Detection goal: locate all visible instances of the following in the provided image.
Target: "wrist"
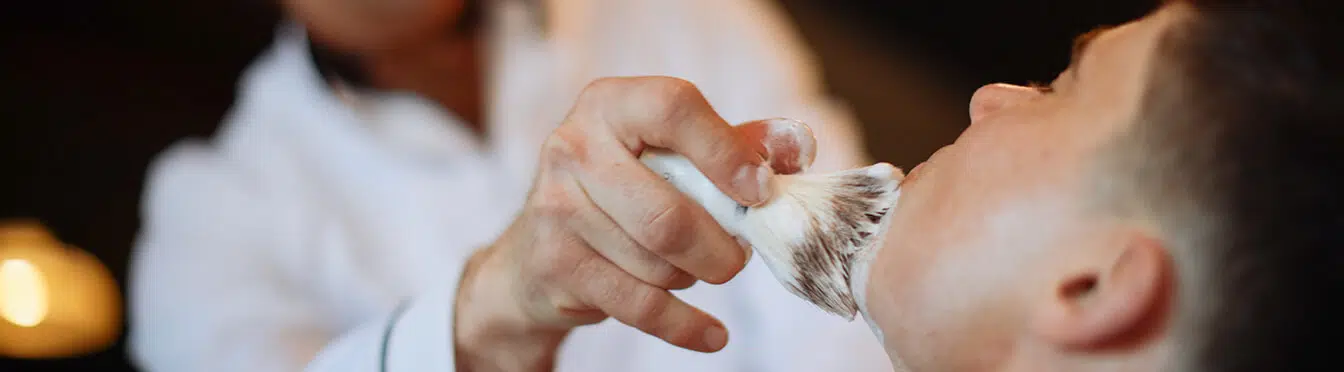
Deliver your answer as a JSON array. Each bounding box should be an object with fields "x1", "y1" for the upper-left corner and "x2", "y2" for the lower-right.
[{"x1": 454, "y1": 246, "x2": 567, "y2": 372}]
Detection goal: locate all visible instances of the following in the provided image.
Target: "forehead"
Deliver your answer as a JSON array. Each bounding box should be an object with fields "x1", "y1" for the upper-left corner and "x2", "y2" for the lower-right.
[{"x1": 1059, "y1": 6, "x2": 1188, "y2": 147}]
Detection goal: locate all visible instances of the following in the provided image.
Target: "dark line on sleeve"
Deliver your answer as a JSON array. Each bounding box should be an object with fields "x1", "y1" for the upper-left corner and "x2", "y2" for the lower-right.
[{"x1": 381, "y1": 299, "x2": 413, "y2": 372}]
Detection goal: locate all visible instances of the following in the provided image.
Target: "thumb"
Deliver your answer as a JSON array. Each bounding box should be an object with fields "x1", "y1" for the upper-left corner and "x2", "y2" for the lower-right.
[{"x1": 734, "y1": 118, "x2": 818, "y2": 175}]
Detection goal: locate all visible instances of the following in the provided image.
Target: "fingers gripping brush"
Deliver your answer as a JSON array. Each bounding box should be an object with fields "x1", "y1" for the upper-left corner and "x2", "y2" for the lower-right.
[{"x1": 638, "y1": 123, "x2": 903, "y2": 320}]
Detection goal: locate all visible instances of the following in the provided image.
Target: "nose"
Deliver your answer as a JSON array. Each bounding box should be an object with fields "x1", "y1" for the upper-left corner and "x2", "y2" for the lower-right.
[{"x1": 968, "y1": 83, "x2": 1042, "y2": 124}]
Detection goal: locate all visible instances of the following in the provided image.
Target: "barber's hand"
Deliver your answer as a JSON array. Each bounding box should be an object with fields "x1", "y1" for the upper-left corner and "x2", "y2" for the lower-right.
[{"x1": 453, "y1": 77, "x2": 807, "y2": 372}]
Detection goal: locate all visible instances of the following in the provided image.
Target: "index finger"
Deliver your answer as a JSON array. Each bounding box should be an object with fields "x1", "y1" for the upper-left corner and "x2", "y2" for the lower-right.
[
  {"x1": 579, "y1": 76, "x2": 774, "y2": 206},
  {"x1": 572, "y1": 142, "x2": 747, "y2": 284}
]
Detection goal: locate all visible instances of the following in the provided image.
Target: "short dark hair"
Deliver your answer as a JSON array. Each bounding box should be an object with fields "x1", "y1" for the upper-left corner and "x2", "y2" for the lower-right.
[{"x1": 1118, "y1": 1, "x2": 1343, "y2": 370}]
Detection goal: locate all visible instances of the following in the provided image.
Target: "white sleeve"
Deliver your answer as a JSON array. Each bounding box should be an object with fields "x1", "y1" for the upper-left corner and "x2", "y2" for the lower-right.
[
  {"x1": 304, "y1": 275, "x2": 463, "y2": 372},
  {"x1": 128, "y1": 143, "x2": 464, "y2": 372}
]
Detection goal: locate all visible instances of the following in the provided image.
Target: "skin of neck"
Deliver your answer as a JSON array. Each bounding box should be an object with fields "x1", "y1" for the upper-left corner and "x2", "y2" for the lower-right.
[
  {"x1": 355, "y1": 21, "x2": 487, "y2": 134},
  {"x1": 999, "y1": 333, "x2": 1181, "y2": 372}
]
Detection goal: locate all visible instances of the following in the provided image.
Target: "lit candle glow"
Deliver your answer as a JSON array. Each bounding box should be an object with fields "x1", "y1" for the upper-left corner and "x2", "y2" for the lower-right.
[
  {"x1": 0, "y1": 220, "x2": 121, "y2": 359},
  {"x1": 0, "y1": 259, "x2": 50, "y2": 327}
]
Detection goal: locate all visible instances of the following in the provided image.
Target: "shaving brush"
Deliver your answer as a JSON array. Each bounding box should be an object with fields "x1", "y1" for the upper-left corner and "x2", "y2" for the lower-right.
[{"x1": 639, "y1": 120, "x2": 903, "y2": 320}]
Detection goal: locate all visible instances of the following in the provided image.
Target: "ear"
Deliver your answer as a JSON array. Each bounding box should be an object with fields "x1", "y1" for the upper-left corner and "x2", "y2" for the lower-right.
[{"x1": 1033, "y1": 233, "x2": 1173, "y2": 350}]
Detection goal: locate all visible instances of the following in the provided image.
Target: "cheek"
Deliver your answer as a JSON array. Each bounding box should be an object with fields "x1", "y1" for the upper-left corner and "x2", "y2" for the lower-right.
[
  {"x1": 869, "y1": 215, "x2": 1028, "y2": 370},
  {"x1": 864, "y1": 187, "x2": 969, "y2": 341},
  {"x1": 865, "y1": 233, "x2": 970, "y2": 370},
  {"x1": 957, "y1": 132, "x2": 1032, "y2": 176},
  {"x1": 866, "y1": 159, "x2": 1042, "y2": 362}
]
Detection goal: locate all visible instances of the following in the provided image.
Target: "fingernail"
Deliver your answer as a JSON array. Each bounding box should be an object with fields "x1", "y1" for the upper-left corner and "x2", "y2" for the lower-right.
[
  {"x1": 703, "y1": 325, "x2": 728, "y2": 351},
  {"x1": 733, "y1": 161, "x2": 774, "y2": 206}
]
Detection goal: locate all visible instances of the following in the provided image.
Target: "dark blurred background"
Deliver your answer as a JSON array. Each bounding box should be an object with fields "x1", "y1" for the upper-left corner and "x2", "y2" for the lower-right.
[{"x1": 0, "y1": 1, "x2": 1152, "y2": 370}]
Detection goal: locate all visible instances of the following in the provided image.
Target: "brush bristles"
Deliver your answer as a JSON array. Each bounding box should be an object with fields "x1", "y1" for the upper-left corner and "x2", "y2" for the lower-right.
[
  {"x1": 738, "y1": 163, "x2": 903, "y2": 319},
  {"x1": 636, "y1": 149, "x2": 902, "y2": 319}
]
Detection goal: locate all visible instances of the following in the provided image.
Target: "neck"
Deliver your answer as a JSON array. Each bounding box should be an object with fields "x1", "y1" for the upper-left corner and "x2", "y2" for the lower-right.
[
  {"x1": 361, "y1": 32, "x2": 486, "y2": 135},
  {"x1": 1002, "y1": 334, "x2": 1180, "y2": 372}
]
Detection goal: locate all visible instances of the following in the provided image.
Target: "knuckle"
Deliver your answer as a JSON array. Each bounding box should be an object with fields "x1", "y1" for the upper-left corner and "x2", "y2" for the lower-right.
[
  {"x1": 529, "y1": 229, "x2": 568, "y2": 272},
  {"x1": 540, "y1": 127, "x2": 588, "y2": 168},
  {"x1": 530, "y1": 183, "x2": 576, "y2": 220},
  {"x1": 532, "y1": 253, "x2": 568, "y2": 285},
  {"x1": 540, "y1": 134, "x2": 572, "y2": 165},
  {"x1": 643, "y1": 76, "x2": 697, "y2": 100},
  {"x1": 636, "y1": 77, "x2": 699, "y2": 123},
  {"x1": 533, "y1": 234, "x2": 585, "y2": 283},
  {"x1": 577, "y1": 77, "x2": 630, "y2": 109},
  {"x1": 638, "y1": 201, "x2": 693, "y2": 255},
  {"x1": 628, "y1": 288, "x2": 671, "y2": 328},
  {"x1": 578, "y1": 77, "x2": 706, "y2": 147},
  {"x1": 649, "y1": 265, "x2": 690, "y2": 289},
  {"x1": 583, "y1": 77, "x2": 625, "y2": 96}
]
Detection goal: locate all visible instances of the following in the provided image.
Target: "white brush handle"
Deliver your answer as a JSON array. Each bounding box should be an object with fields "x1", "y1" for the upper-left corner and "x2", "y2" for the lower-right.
[{"x1": 638, "y1": 150, "x2": 750, "y2": 237}]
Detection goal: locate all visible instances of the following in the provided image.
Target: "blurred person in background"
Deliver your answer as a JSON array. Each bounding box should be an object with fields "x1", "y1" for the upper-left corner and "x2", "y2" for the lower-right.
[{"x1": 127, "y1": 0, "x2": 889, "y2": 371}]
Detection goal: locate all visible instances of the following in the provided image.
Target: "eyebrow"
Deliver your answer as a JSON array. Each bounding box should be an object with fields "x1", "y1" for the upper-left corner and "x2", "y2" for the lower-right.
[{"x1": 1069, "y1": 26, "x2": 1114, "y2": 79}]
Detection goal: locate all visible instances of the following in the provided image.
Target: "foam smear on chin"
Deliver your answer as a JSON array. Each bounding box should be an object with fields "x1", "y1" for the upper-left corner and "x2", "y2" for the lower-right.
[
  {"x1": 848, "y1": 193, "x2": 899, "y2": 342},
  {"x1": 640, "y1": 150, "x2": 903, "y2": 320}
]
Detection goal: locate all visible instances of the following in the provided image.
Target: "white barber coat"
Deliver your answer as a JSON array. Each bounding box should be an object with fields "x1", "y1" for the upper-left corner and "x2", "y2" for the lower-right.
[{"x1": 128, "y1": 0, "x2": 892, "y2": 371}]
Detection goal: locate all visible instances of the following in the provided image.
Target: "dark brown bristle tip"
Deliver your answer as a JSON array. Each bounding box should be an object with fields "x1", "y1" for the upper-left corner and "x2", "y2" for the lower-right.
[
  {"x1": 780, "y1": 166, "x2": 901, "y2": 319},
  {"x1": 865, "y1": 213, "x2": 883, "y2": 224}
]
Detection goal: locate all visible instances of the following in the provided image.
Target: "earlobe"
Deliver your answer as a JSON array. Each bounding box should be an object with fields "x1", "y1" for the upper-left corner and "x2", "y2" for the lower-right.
[{"x1": 1034, "y1": 234, "x2": 1172, "y2": 350}]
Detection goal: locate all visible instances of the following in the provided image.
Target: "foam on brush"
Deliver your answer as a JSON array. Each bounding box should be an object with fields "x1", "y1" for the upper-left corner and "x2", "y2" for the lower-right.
[{"x1": 640, "y1": 145, "x2": 902, "y2": 320}]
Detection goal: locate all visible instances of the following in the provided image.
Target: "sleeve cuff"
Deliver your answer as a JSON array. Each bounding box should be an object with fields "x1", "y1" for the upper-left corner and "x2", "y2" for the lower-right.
[{"x1": 380, "y1": 257, "x2": 472, "y2": 372}]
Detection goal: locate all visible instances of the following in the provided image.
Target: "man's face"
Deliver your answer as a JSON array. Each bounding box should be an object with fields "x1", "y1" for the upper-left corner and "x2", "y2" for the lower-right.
[{"x1": 864, "y1": 6, "x2": 1185, "y2": 370}]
